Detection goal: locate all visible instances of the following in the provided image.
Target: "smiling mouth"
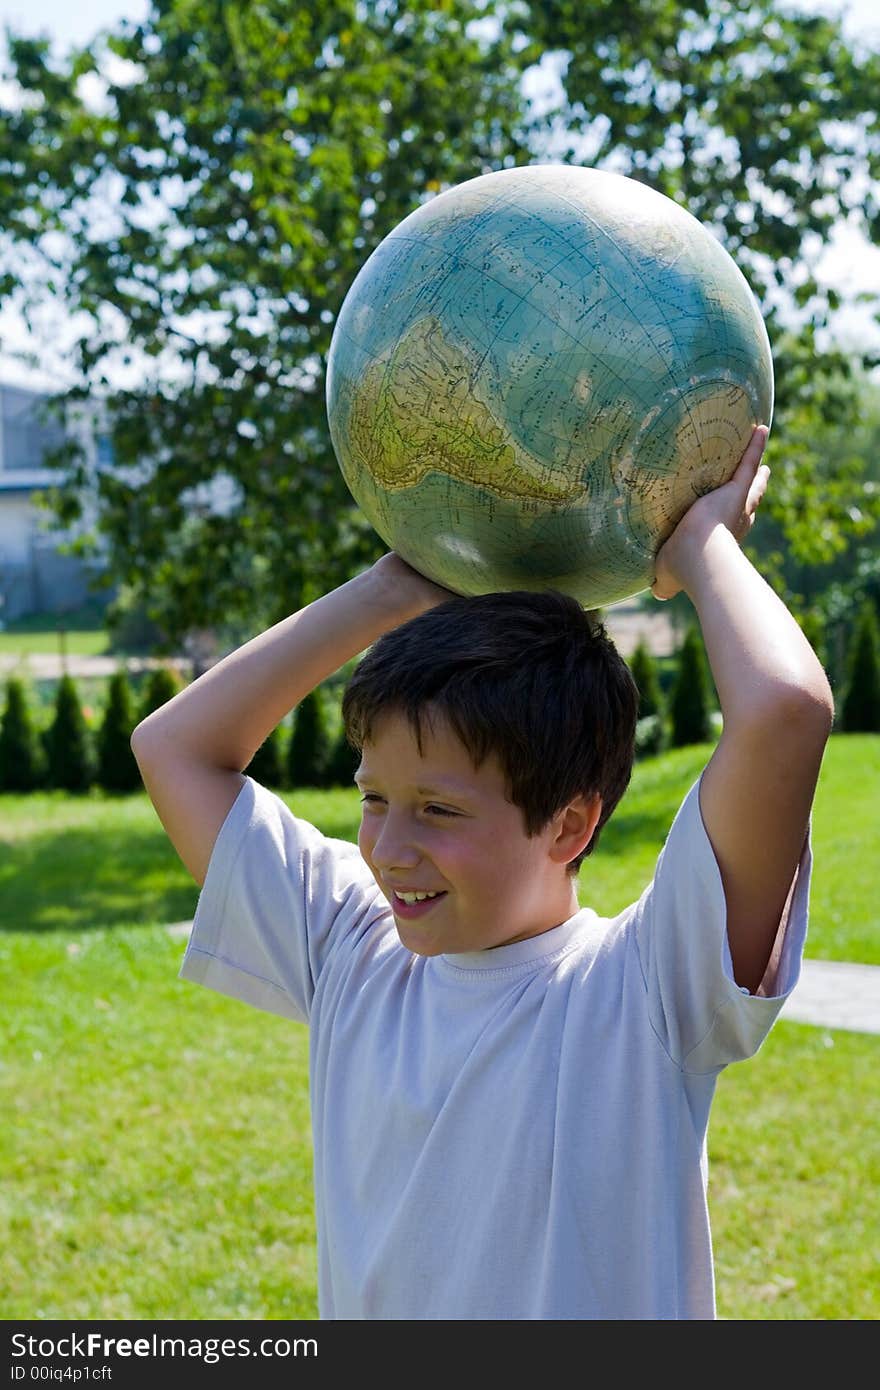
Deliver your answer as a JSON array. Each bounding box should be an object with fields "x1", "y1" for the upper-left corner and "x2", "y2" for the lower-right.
[{"x1": 390, "y1": 890, "x2": 448, "y2": 919}]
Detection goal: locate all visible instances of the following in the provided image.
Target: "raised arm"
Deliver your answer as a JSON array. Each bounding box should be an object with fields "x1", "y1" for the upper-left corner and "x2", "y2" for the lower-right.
[
  {"x1": 131, "y1": 555, "x2": 452, "y2": 887},
  {"x1": 652, "y1": 426, "x2": 834, "y2": 994}
]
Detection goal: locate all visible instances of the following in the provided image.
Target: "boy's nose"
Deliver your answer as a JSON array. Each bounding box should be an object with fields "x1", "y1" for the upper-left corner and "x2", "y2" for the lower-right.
[{"x1": 370, "y1": 816, "x2": 421, "y2": 871}]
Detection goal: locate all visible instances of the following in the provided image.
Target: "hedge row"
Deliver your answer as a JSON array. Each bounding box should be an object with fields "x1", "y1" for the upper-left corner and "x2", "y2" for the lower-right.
[
  {"x1": 3, "y1": 605, "x2": 877, "y2": 795},
  {"x1": 0, "y1": 666, "x2": 178, "y2": 793},
  {"x1": 0, "y1": 670, "x2": 358, "y2": 795},
  {"x1": 628, "y1": 598, "x2": 880, "y2": 757}
]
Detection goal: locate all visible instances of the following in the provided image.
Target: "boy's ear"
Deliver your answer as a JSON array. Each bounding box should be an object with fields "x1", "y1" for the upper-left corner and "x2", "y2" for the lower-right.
[{"x1": 548, "y1": 794, "x2": 603, "y2": 865}]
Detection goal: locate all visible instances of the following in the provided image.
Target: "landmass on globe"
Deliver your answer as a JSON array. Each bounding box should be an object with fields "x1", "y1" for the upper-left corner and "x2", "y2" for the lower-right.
[{"x1": 347, "y1": 316, "x2": 581, "y2": 504}]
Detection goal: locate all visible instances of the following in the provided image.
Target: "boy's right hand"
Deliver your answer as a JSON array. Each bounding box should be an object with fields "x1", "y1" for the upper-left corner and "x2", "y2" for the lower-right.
[{"x1": 370, "y1": 551, "x2": 458, "y2": 617}]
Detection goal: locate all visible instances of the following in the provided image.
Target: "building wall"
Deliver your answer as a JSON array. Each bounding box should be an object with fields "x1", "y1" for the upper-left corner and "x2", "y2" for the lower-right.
[
  {"x1": 0, "y1": 382, "x2": 109, "y2": 622},
  {"x1": 0, "y1": 492, "x2": 34, "y2": 566}
]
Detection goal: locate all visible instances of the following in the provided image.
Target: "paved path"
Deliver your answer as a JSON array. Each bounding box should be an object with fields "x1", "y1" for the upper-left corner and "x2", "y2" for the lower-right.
[
  {"x1": 0, "y1": 652, "x2": 187, "y2": 679},
  {"x1": 781, "y1": 960, "x2": 880, "y2": 1035},
  {"x1": 0, "y1": 601, "x2": 677, "y2": 679}
]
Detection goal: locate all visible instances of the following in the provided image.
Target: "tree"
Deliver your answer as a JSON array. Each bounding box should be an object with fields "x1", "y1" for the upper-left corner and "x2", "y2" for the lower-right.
[
  {"x1": 628, "y1": 639, "x2": 664, "y2": 721},
  {"x1": 288, "y1": 689, "x2": 332, "y2": 789},
  {"x1": 138, "y1": 665, "x2": 185, "y2": 721},
  {"x1": 326, "y1": 725, "x2": 361, "y2": 788},
  {"x1": 669, "y1": 626, "x2": 713, "y2": 748},
  {"x1": 791, "y1": 608, "x2": 830, "y2": 689},
  {"x1": 96, "y1": 669, "x2": 142, "y2": 791},
  {"x1": 0, "y1": 0, "x2": 528, "y2": 647},
  {"x1": 628, "y1": 637, "x2": 667, "y2": 757},
  {"x1": 2, "y1": 1, "x2": 879, "y2": 641},
  {"x1": 839, "y1": 600, "x2": 880, "y2": 732},
  {"x1": 740, "y1": 369, "x2": 880, "y2": 628},
  {"x1": 44, "y1": 674, "x2": 94, "y2": 791},
  {"x1": 246, "y1": 725, "x2": 287, "y2": 789},
  {"x1": 0, "y1": 678, "x2": 45, "y2": 791},
  {"x1": 518, "y1": 2, "x2": 880, "y2": 584}
]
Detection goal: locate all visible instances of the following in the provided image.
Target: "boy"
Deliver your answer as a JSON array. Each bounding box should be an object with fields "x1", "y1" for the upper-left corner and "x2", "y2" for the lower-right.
[{"x1": 132, "y1": 425, "x2": 833, "y2": 1319}]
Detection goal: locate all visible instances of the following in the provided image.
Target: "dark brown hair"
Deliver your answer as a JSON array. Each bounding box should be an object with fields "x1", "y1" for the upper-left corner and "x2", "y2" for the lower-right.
[{"x1": 341, "y1": 589, "x2": 638, "y2": 874}]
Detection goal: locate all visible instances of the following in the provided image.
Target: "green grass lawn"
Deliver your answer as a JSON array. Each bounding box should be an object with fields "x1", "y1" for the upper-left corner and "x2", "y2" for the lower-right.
[
  {"x1": 585, "y1": 735, "x2": 880, "y2": 964},
  {"x1": 0, "y1": 629, "x2": 109, "y2": 658},
  {"x1": 2, "y1": 734, "x2": 876, "y2": 960},
  {"x1": 0, "y1": 604, "x2": 110, "y2": 658},
  {"x1": 1, "y1": 734, "x2": 878, "y2": 1320}
]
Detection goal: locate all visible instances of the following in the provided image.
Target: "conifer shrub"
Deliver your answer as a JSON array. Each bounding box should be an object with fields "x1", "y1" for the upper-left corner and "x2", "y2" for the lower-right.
[
  {"x1": 287, "y1": 688, "x2": 332, "y2": 788},
  {"x1": 634, "y1": 714, "x2": 667, "y2": 759},
  {"x1": 97, "y1": 670, "x2": 142, "y2": 792},
  {"x1": 44, "y1": 674, "x2": 94, "y2": 792},
  {"x1": 628, "y1": 638, "x2": 664, "y2": 720},
  {"x1": 0, "y1": 677, "x2": 45, "y2": 791},
  {"x1": 246, "y1": 725, "x2": 287, "y2": 789},
  {"x1": 839, "y1": 600, "x2": 880, "y2": 732},
  {"x1": 796, "y1": 609, "x2": 828, "y2": 674},
  {"x1": 628, "y1": 638, "x2": 667, "y2": 756},
  {"x1": 326, "y1": 725, "x2": 361, "y2": 787},
  {"x1": 669, "y1": 626, "x2": 713, "y2": 747},
  {"x1": 138, "y1": 665, "x2": 185, "y2": 721}
]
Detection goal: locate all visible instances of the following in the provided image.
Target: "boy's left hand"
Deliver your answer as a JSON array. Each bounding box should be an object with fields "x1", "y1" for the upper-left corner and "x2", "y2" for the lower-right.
[{"x1": 651, "y1": 424, "x2": 771, "y2": 600}]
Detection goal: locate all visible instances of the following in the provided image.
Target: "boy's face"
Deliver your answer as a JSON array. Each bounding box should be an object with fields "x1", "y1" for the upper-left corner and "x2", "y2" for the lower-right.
[{"x1": 355, "y1": 709, "x2": 595, "y2": 956}]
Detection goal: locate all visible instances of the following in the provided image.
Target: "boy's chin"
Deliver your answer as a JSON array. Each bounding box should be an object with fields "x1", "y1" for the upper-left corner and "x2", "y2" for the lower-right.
[{"x1": 394, "y1": 926, "x2": 447, "y2": 957}]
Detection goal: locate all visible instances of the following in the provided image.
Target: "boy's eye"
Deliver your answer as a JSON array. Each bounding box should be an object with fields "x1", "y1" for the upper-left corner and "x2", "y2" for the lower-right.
[{"x1": 359, "y1": 795, "x2": 457, "y2": 818}]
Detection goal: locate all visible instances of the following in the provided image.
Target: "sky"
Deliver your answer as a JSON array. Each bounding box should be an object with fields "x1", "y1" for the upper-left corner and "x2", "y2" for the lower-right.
[
  {"x1": 7, "y1": 0, "x2": 879, "y2": 55},
  {"x1": 0, "y1": 0, "x2": 150, "y2": 53},
  {"x1": 1, "y1": 0, "x2": 879, "y2": 390}
]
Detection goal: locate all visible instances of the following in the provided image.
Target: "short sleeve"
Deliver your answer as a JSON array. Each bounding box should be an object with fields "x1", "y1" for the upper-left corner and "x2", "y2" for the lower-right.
[
  {"x1": 178, "y1": 777, "x2": 387, "y2": 1023},
  {"x1": 630, "y1": 775, "x2": 811, "y2": 1071}
]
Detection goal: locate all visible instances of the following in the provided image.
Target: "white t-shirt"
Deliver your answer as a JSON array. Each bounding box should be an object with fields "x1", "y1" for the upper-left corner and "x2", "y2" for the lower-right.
[{"x1": 179, "y1": 774, "x2": 810, "y2": 1321}]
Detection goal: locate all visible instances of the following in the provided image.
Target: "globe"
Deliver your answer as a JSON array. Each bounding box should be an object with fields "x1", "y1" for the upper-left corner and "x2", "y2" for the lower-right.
[{"x1": 326, "y1": 163, "x2": 774, "y2": 609}]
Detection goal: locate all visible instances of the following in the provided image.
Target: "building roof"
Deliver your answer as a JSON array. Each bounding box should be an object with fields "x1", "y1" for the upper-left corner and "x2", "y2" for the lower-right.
[{"x1": 0, "y1": 471, "x2": 57, "y2": 492}]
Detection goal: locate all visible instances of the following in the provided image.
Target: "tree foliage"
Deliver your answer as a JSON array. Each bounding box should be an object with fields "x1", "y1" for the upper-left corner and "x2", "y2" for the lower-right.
[
  {"x1": 43, "y1": 674, "x2": 94, "y2": 791},
  {"x1": 669, "y1": 625, "x2": 713, "y2": 747},
  {"x1": 0, "y1": 678, "x2": 45, "y2": 791},
  {"x1": 629, "y1": 637, "x2": 667, "y2": 756},
  {"x1": 1, "y1": 0, "x2": 879, "y2": 642},
  {"x1": 628, "y1": 638, "x2": 664, "y2": 721},
  {"x1": 96, "y1": 669, "x2": 142, "y2": 791},
  {"x1": 0, "y1": 0, "x2": 528, "y2": 643},
  {"x1": 246, "y1": 724, "x2": 287, "y2": 789},
  {"x1": 138, "y1": 664, "x2": 186, "y2": 721},
  {"x1": 744, "y1": 371, "x2": 880, "y2": 627},
  {"x1": 288, "y1": 688, "x2": 332, "y2": 788},
  {"x1": 326, "y1": 724, "x2": 361, "y2": 788},
  {"x1": 839, "y1": 599, "x2": 880, "y2": 732}
]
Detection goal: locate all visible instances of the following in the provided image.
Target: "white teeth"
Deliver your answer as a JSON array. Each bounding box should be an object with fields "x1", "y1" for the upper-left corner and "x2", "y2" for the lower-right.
[{"x1": 397, "y1": 891, "x2": 441, "y2": 904}]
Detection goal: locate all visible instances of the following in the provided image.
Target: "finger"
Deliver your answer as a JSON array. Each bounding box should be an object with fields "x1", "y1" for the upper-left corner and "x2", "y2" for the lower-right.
[
  {"x1": 724, "y1": 434, "x2": 769, "y2": 521},
  {"x1": 749, "y1": 423, "x2": 770, "y2": 459},
  {"x1": 733, "y1": 424, "x2": 770, "y2": 486},
  {"x1": 745, "y1": 463, "x2": 771, "y2": 515}
]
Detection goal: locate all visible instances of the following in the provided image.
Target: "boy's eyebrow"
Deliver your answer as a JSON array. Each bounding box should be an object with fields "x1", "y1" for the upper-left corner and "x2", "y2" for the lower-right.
[{"x1": 355, "y1": 772, "x2": 474, "y2": 798}]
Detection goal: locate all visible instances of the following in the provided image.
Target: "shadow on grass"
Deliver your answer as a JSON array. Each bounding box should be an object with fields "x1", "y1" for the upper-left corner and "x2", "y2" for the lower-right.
[
  {"x1": 595, "y1": 805, "x2": 679, "y2": 857},
  {"x1": 0, "y1": 823, "x2": 199, "y2": 934},
  {"x1": 0, "y1": 792, "x2": 678, "y2": 935}
]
